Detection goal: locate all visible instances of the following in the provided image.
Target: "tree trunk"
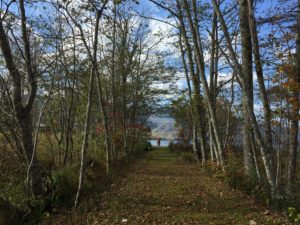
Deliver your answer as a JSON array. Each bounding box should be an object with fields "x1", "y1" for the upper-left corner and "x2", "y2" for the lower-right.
[
  {"x1": 250, "y1": 134, "x2": 261, "y2": 181},
  {"x1": 212, "y1": 0, "x2": 277, "y2": 196},
  {"x1": 0, "y1": 5, "x2": 43, "y2": 196},
  {"x1": 192, "y1": 125, "x2": 201, "y2": 162},
  {"x1": 74, "y1": 7, "x2": 104, "y2": 206},
  {"x1": 247, "y1": 0, "x2": 273, "y2": 157},
  {"x1": 181, "y1": 0, "x2": 224, "y2": 166},
  {"x1": 111, "y1": 4, "x2": 117, "y2": 159},
  {"x1": 74, "y1": 65, "x2": 94, "y2": 207},
  {"x1": 209, "y1": 122, "x2": 215, "y2": 161},
  {"x1": 178, "y1": 34, "x2": 201, "y2": 162},
  {"x1": 21, "y1": 116, "x2": 43, "y2": 196},
  {"x1": 287, "y1": 0, "x2": 300, "y2": 193},
  {"x1": 239, "y1": 0, "x2": 256, "y2": 177}
]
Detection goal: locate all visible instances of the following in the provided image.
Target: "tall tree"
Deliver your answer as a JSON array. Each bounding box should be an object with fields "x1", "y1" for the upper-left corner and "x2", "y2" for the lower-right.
[
  {"x1": 287, "y1": 0, "x2": 300, "y2": 194},
  {"x1": 212, "y1": 0, "x2": 277, "y2": 197},
  {"x1": 0, "y1": 0, "x2": 43, "y2": 196},
  {"x1": 238, "y1": 0, "x2": 256, "y2": 177}
]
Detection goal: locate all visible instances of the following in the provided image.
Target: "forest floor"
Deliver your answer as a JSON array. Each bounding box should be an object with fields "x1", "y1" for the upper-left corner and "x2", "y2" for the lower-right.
[{"x1": 42, "y1": 148, "x2": 290, "y2": 225}]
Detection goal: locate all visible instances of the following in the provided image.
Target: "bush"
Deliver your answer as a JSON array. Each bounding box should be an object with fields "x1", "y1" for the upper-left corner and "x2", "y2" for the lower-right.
[
  {"x1": 220, "y1": 152, "x2": 273, "y2": 206},
  {"x1": 180, "y1": 152, "x2": 196, "y2": 164},
  {"x1": 288, "y1": 207, "x2": 300, "y2": 223},
  {"x1": 51, "y1": 158, "x2": 107, "y2": 207},
  {"x1": 0, "y1": 198, "x2": 21, "y2": 225},
  {"x1": 224, "y1": 154, "x2": 248, "y2": 189},
  {"x1": 203, "y1": 151, "x2": 272, "y2": 206},
  {"x1": 52, "y1": 164, "x2": 79, "y2": 207},
  {"x1": 203, "y1": 161, "x2": 223, "y2": 177},
  {"x1": 169, "y1": 143, "x2": 193, "y2": 152},
  {"x1": 144, "y1": 141, "x2": 153, "y2": 151},
  {"x1": 132, "y1": 140, "x2": 152, "y2": 154}
]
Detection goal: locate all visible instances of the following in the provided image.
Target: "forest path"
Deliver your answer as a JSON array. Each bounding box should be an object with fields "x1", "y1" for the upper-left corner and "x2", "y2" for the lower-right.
[
  {"x1": 87, "y1": 148, "x2": 288, "y2": 225},
  {"x1": 43, "y1": 148, "x2": 290, "y2": 225}
]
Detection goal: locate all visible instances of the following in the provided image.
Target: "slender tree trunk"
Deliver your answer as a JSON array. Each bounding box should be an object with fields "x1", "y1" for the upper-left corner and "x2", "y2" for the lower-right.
[
  {"x1": 178, "y1": 35, "x2": 201, "y2": 162},
  {"x1": 224, "y1": 74, "x2": 235, "y2": 149},
  {"x1": 121, "y1": 29, "x2": 129, "y2": 158},
  {"x1": 209, "y1": 12, "x2": 217, "y2": 161},
  {"x1": 21, "y1": 117, "x2": 43, "y2": 196},
  {"x1": 276, "y1": 142, "x2": 281, "y2": 188},
  {"x1": 195, "y1": 94, "x2": 207, "y2": 164},
  {"x1": 111, "y1": 4, "x2": 117, "y2": 159},
  {"x1": 177, "y1": 0, "x2": 206, "y2": 159},
  {"x1": 75, "y1": 8, "x2": 103, "y2": 206},
  {"x1": 247, "y1": 0, "x2": 273, "y2": 157},
  {"x1": 192, "y1": 125, "x2": 201, "y2": 162},
  {"x1": 239, "y1": 0, "x2": 256, "y2": 177},
  {"x1": 181, "y1": 0, "x2": 224, "y2": 166},
  {"x1": 74, "y1": 65, "x2": 95, "y2": 207},
  {"x1": 250, "y1": 134, "x2": 261, "y2": 181},
  {"x1": 209, "y1": 122, "x2": 215, "y2": 161},
  {"x1": 212, "y1": 0, "x2": 277, "y2": 196},
  {"x1": 96, "y1": 74, "x2": 112, "y2": 176},
  {"x1": 287, "y1": 0, "x2": 300, "y2": 193}
]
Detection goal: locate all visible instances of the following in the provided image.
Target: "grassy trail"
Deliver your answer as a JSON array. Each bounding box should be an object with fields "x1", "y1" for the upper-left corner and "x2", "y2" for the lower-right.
[{"x1": 45, "y1": 148, "x2": 289, "y2": 225}]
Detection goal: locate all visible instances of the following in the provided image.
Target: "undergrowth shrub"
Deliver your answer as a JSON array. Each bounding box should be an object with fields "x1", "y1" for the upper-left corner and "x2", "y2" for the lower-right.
[
  {"x1": 203, "y1": 161, "x2": 223, "y2": 177},
  {"x1": 52, "y1": 164, "x2": 79, "y2": 207},
  {"x1": 144, "y1": 141, "x2": 152, "y2": 151},
  {"x1": 224, "y1": 152, "x2": 255, "y2": 190},
  {"x1": 288, "y1": 207, "x2": 300, "y2": 223},
  {"x1": 168, "y1": 142, "x2": 197, "y2": 163},
  {"x1": 0, "y1": 197, "x2": 22, "y2": 225},
  {"x1": 52, "y1": 158, "x2": 108, "y2": 207},
  {"x1": 180, "y1": 152, "x2": 196, "y2": 164},
  {"x1": 133, "y1": 140, "x2": 152, "y2": 153},
  {"x1": 203, "y1": 150, "x2": 274, "y2": 206},
  {"x1": 225, "y1": 152, "x2": 274, "y2": 205},
  {"x1": 168, "y1": 143, "x2": 192, "y2": 152}
]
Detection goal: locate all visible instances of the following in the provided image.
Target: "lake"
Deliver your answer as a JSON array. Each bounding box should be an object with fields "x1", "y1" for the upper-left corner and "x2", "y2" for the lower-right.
[
  {"x1": 148, "y1": 139, "x2": 169, "y2": 147},
  {"x1": 148, "y1": 139, "x2": 193, "y2": 147}
]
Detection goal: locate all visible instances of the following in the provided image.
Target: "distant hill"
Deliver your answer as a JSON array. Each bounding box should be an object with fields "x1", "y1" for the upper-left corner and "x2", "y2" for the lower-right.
[{"x1": 147, "y1": 116, "x2": 178, "y2": 139}]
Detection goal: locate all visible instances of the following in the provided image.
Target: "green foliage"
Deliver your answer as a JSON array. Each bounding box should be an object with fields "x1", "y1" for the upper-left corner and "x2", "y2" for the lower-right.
[
  {"x1": 224, "y1": 153, "x2": 249, "y2": 188},
  {"x1": 288, "y1": 207, "x2": 300, "y2": 223},
  {"x1": 144, "y1": 141, "x2": 153, "y2": 151},
  {"x1": 132, "y1": 139, "x2": 151, "y2": 153},
  {"x1": 52, "y1": 164, "x2": 79, "y2": 207},
  {"x1": 52, "y1": 159, "x2": 107, "y2": 207},
  {"x1": 169, "y1": 95, "x2": 192, "y2": 140}
]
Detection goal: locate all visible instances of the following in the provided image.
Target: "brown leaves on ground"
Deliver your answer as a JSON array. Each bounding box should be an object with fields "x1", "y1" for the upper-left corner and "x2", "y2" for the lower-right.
[{"x1": 42, "y1": 148, "x2": 290, "y2": 225}]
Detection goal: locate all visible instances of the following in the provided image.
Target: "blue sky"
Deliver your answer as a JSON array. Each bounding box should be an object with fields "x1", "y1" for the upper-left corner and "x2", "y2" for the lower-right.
[
  {"x1": 1, "y1": 0, "x2": 297, "y2": 115},
  {"x1": 136, "y1": 0, "x2": 297, "y2": 101}
]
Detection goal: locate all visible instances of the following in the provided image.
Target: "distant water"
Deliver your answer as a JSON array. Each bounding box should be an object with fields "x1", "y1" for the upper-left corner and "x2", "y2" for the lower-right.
[
  {"x1": 148, "y1": 139, "x2": 169, "y2": 147},
  {"x1": 148, "y1": 139, "x2": 194, "y2": 147}
]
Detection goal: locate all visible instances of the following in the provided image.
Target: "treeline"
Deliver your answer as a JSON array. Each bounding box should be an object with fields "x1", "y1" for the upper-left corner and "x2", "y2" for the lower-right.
[
  {"x1": 161, "y1": 0, "x2": 299, "y2": 205},
  {"x1": 0, "y1": 0, "x2": 172, "y2": 221}
]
